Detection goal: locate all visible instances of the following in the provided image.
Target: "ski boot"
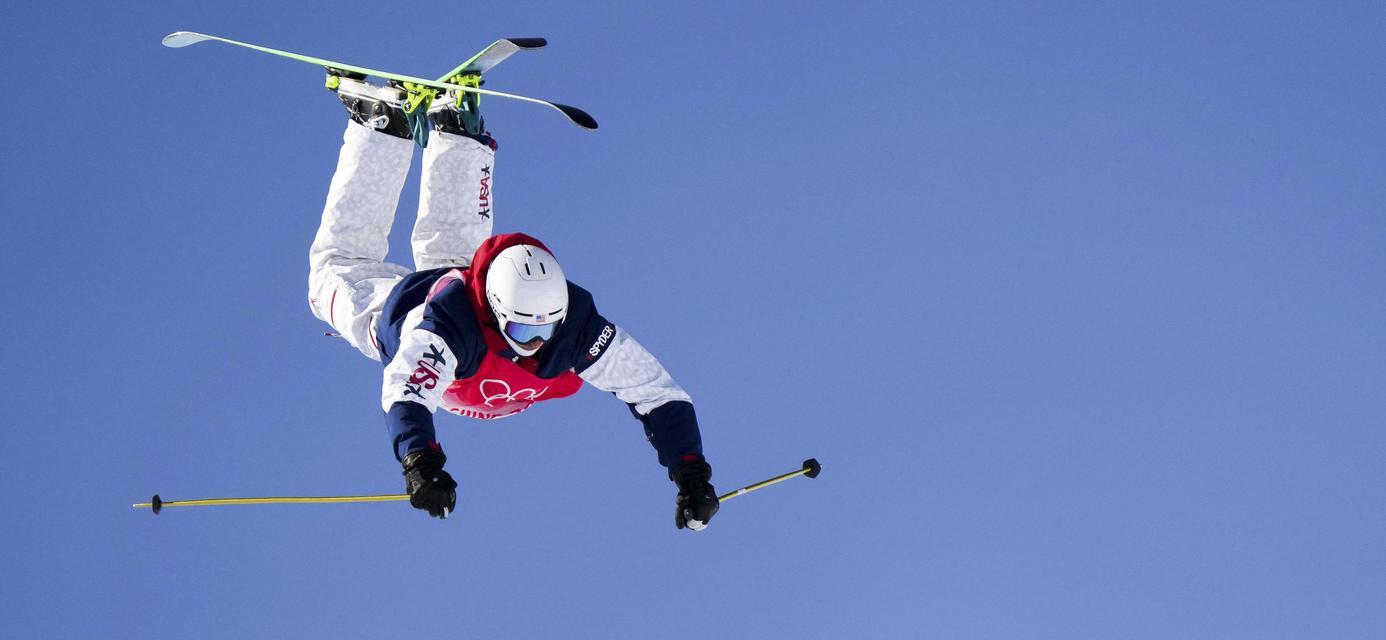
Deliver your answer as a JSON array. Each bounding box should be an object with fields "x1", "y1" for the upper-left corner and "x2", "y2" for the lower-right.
[
  {"x1": 428, "y1": 72, "x2": 494, "y2": 146},
  {"x1": 326, "y1": 69, "x2": 413, "y2": 140}
]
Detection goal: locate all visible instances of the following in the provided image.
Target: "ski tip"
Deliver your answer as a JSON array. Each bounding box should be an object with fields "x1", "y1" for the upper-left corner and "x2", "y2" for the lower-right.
[
  {"x1": 507, "y1": 37, "x2": 548, "y2": 49},
  {"x1": 162, "y1": 31, "x2": 212, "y2": 48},
  {"x1": 803, "y1": 458, "x2": 822, "y2": 479},
  {"x1": 553, "y1": 103, "x2": 599, "y2": 130}
]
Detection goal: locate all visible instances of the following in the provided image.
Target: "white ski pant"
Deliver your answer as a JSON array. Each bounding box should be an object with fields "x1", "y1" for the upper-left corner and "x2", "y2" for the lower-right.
[{"x1": 308, "y1": 121, "x2": 495, "y2": 361}]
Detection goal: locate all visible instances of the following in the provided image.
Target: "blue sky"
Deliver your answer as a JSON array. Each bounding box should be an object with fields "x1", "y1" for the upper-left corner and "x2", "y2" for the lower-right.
[{"x1": 2, "y1": 1, "x2": 1383, "y2": 637}]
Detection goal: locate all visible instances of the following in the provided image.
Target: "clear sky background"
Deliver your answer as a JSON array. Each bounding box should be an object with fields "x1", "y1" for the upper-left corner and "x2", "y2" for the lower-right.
[{"x1": 2, "y1": 1, "x2": 1383, "y2": 637}]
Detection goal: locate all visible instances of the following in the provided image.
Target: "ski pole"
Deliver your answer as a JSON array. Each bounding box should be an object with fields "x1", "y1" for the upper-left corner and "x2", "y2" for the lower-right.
[
  {"x1": 133, "y1": 493, "x2": 407, "y2": 514},
  {"x1": 133, "y1": 458, "x2": 822, "y2": 514},
  {"x1": 717, "y1": 458, "x2": 821, "y2": 503}
]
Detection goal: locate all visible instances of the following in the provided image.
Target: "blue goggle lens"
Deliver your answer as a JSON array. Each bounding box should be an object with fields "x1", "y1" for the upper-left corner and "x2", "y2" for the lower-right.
[{"x1": 504, "y1": 320, "x2": 559, "y2": 345}]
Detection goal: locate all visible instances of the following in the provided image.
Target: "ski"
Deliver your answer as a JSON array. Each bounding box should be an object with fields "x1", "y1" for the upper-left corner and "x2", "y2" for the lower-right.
[
  {"x1": 161, "y1": 32, "x2": 596, "y2": 130},
  {"x1": 437, "y1": 38, "x2": 547, "y2": 81},
  {"x1": 431, "y1": 37, "x2": 549, "y2": 134}
]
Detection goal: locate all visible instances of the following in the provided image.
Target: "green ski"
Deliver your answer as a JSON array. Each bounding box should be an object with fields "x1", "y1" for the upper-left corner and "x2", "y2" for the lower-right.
[
  {"x1": 437, "y1": 38, "x2": 547, "y2": 81},
  {"x1": 430, "y1": 38, "x2": 549, "y2": 136},
  {"x1": 161, "y1": 31, "x2": 596, "y2": 130}
]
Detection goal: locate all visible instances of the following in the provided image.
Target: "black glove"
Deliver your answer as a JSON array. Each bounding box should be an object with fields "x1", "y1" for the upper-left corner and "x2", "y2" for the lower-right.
[
  {"x1": 671, "y1": 456, "x2": 719, "y2": 531},
  {"x1": 402, "y1": 449, "x2": 457, "y2": 519}
]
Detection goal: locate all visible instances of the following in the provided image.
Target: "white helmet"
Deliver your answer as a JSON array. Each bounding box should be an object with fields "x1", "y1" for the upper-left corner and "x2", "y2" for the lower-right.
[{"x1": 485, "y1": 244, "x2": 568, "y2": 356}]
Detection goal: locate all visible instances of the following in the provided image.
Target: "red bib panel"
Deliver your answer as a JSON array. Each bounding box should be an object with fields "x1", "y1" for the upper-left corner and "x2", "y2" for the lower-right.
[{"x1": 440, "y1": 323, "x2": 583, "y2": 420}]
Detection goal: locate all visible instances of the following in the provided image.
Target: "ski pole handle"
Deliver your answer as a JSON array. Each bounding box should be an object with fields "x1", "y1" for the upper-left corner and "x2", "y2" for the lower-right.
[{"x1": 718, "y1": 458, "x2": 822, "y2": 503}]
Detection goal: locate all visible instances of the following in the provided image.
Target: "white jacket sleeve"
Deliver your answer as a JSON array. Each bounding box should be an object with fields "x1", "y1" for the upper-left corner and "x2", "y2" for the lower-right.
[
  {"x1": 578, "y1": 326, "x2": 692, "y2": 415},
  {"x1": 380, "y1": 304, "x2": 463, "y2": 459},
  {"x1": 382, "y1": 320, "x2": 460, "y2": 412}
]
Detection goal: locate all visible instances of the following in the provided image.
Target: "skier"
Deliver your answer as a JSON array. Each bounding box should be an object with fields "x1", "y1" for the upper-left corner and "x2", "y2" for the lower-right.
[{"x1": 306, "y1": 75, "x2": 718, "y2": 528}]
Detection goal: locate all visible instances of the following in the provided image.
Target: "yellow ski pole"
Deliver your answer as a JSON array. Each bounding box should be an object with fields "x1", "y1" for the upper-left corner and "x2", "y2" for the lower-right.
[
  {"x1": 717, "y1": 458, "x2": 822, "y2": 503},
  {"x1": 133, "y1": 493, "x2": 408, "y2": 514}
]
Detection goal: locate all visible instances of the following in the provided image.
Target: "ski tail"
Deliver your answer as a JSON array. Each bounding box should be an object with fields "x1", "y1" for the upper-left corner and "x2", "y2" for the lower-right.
[
  {"x1": 162, "y1": 31, "x2": 214, "y2": 48},
  {"x1": 436, "y1": 37, "x2": 548, "y2": 81},
  {"x1": 551, "y1": 103, "x2": 598, "y2": 130}
]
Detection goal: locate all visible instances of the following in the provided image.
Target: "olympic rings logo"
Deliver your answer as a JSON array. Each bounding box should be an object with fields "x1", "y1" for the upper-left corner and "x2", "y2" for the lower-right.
[{"x1": 478, "y1": 379, "x2": 549, "y2": 407}]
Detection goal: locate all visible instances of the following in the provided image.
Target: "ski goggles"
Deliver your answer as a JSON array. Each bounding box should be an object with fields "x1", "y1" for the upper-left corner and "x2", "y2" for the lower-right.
[{"x1": 504, "y1": 320, "x2": 560, "y2": 345}]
